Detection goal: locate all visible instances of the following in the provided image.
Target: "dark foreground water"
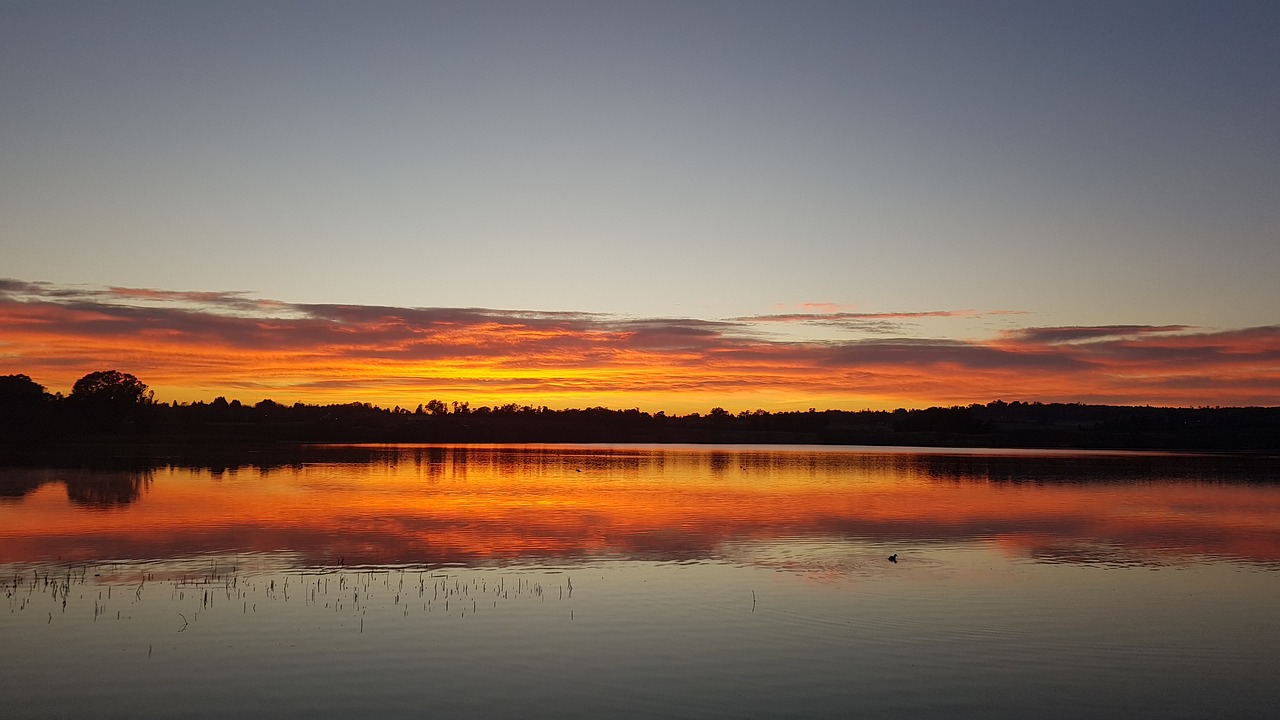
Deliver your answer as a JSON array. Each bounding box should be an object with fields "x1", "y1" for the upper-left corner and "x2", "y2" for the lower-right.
[{"x1": 2, "y1": 444, "x2": 1278, "y2": 719}]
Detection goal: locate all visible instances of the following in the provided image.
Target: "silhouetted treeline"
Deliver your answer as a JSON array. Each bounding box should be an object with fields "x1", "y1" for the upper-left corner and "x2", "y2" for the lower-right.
[{"x1": 3, "y1": 371, "x2": 1279, "y2": 452}]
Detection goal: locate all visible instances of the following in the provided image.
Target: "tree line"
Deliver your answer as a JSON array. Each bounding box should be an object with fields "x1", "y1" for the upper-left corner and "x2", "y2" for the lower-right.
[{"x1": 3, "y1": 370, "x2": 1279, "y2": 451}]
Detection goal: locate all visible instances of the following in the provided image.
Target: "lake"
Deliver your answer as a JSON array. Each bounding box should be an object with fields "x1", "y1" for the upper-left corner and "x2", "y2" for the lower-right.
[{"x1": 2, "y1": 444, "x2": 1279, "y2": 719}]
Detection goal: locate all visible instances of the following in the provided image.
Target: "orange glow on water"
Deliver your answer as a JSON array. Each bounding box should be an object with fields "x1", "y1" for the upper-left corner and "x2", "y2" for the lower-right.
[{"x1": 3, "y1": 447, "x2": 1277, "y2": 568}]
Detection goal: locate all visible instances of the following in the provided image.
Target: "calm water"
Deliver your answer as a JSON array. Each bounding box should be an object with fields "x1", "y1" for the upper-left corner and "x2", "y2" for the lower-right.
[{"x1": 2, "y1": 444, "x2": 1279, "y2": 719}]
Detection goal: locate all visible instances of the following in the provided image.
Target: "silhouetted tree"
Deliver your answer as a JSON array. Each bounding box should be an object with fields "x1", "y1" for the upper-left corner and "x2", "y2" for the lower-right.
[
  {"x1": 70, "y1": 370, "x2": 152, "y2": 406},
  {"x1": 0, "y1": 374, "x2": 52, "y2": 440},
  {"x1": 67, "y1": 370, "x2": 154, "y2": 434},
  {"x1": 0, "y1": 373, "x2": 46, "y2": 404},
  {"x1": 3, "y1": 365, "x2": 1278, "y2": 450}
]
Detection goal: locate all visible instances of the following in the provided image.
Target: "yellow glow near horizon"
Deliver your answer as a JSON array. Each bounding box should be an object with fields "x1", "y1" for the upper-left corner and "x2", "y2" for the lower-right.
[{"x1": 2, "y1": 284, "x2": 1277, "y2": 411}]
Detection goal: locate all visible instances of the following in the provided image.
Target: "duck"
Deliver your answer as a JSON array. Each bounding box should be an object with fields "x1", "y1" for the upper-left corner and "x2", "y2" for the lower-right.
[{"x1": 888, "y1": 553, "x2": 897, "y2": 563}]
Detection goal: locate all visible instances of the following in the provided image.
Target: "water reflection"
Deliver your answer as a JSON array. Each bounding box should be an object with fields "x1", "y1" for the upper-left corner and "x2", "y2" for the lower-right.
[
  {"x1": 2, "y1": 444, "x2": 1278, "y2": 570},
  {"x1": 0, "y1": 467, "x2": 153, "y2": 508},
  {"x1": 4, "y1": 445, "x2": 1280, "y2": 720}
]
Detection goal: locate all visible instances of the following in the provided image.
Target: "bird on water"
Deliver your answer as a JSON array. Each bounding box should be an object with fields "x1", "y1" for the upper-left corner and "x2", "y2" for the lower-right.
[{"x1": 888, "y1": 554, "x2": 897, "y2": 563}]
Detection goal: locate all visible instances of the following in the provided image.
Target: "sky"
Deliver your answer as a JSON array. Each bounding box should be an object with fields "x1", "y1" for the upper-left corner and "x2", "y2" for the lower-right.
[{"x1": 2, "y1": 1, "x2": 1278, "y2": 411}]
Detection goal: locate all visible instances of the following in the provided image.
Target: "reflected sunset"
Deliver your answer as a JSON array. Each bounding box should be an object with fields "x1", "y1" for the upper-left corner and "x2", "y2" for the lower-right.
[
  {"x1": 6, "y1": 445, "x2": 1280, "y2": 720},
  {"x1": 4, "y1": 445, "x2": 1277, "y2": 569}
]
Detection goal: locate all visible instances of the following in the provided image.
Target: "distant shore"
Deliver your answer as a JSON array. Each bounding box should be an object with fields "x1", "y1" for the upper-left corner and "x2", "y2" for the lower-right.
[{"x1": 4, "y1": 400, "x2": 1279, "y2": 457}]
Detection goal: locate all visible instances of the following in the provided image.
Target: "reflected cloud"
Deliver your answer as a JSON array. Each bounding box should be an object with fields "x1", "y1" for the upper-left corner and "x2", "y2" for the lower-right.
[{"x1": 1, "y1": 446, "x2": 1277, "y2": 571}]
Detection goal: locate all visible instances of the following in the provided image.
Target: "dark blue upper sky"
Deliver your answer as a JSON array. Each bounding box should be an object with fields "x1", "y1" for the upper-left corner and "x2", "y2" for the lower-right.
[{"x1": 3, "y1": 0, "x2": 1277, "y2": 334}]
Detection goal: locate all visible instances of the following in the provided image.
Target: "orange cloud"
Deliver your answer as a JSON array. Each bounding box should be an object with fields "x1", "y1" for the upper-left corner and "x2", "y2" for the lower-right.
[{"x1": 1, "y1": 279, "x2": 1277, "y2": 410}]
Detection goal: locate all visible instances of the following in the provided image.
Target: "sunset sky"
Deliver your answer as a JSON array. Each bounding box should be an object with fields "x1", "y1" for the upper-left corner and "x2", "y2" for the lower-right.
[{"x1": 2, "y1": 1, "x2": 1277, "y2": 411}]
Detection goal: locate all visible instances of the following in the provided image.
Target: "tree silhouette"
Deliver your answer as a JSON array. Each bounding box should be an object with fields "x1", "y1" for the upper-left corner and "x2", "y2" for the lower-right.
[
  {"x1": 70, "y1": 370, "x2": 152, "y2": 405},
  {"x1": 0, "y1": 373, "x2": 46, "y2": 404},
  {"x1": 0, "y1": 374, "x2": 51, "y2": 439},
  {"x1": 2, "y1": 367, "x2": 1279, "y2": 451},
  {"x1": 67, "y1": 370, "x2": 153, "y2": 433}
]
